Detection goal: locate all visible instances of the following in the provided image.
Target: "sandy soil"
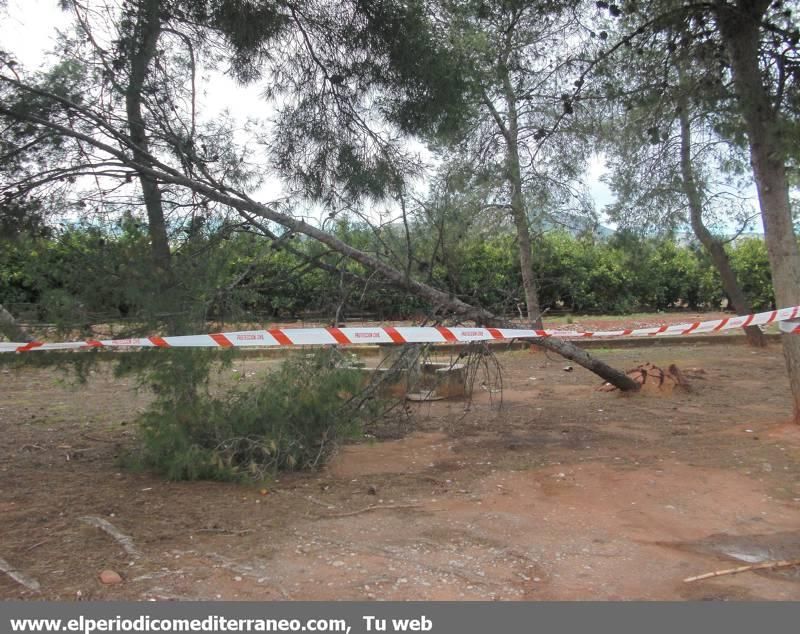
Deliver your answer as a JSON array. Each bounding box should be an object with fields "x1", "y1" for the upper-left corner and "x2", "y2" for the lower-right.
[{"x1": 1, "y1": 340, "x2": 800, "y2": 601}]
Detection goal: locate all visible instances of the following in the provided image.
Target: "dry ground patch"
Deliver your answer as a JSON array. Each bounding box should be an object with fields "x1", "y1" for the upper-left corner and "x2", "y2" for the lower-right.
[{"x1": 1, "y1": 341, "x2": 800, "y2": 600}]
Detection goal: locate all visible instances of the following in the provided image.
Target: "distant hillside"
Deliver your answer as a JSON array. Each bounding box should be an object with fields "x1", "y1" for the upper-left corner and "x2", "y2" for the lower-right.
[
  {"x1": 673, "y1": 231, "x2": 765, "y2": 246},
  {"x1": 536, "y1": 211, "x2": 615, "y2": 238}
]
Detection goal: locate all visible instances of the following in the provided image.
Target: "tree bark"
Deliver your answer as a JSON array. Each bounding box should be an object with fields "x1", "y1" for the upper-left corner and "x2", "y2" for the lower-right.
[
  {"x1": 676, "y1": 88, "x2": 766, "y2": 347},
  {"x1": 506, "y1": 111, "x2": 544, "y2": 329},
  {"x1": 717, "y1": 0, "x2": 800, "y2": 420},
  {"x1": 0, "y1": 304, "x2": 32, "y2": 342},
  {"x1": 125, "y1": 0, "x2": 171, "y2": 274},
  {"x1": 470, "y1": 40, "x2": 633, "y2": 387},
  {"x1": 501, "y1": 58, "x2": 543, "y2": 329}
]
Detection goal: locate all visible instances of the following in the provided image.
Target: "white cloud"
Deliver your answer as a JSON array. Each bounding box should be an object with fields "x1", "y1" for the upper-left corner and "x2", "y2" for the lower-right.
[{"x1": 1, "y1": 0, "x2": 64, "y2": 69}]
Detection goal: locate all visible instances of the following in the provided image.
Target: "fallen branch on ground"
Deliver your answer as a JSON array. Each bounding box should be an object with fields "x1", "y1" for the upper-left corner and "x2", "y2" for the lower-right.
[
  {"x1": 0, "y1": 557, "x2": 40, "y2": 592},
  {"x1": 306, "y1": 496, "x2": 336, "y2": 509},
  {"x1": 683, "y1": 558, "x2": 800, "y2": 583},
  {"x1": 80, "y1": 516, "x2": 142, "y2": 558},
  {"x1": 318, "y1": 503, "x2": 425, "y2": 519}
]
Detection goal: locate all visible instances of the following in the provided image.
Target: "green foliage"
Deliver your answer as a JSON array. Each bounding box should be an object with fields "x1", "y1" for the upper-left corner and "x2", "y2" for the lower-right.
[
  {"x1": 353, "y1": 0, "x2": 473, "y2": 140},
  {"x1": 0, "y1": 233, "x2": 38, "y2": 306},
  {"x1": 0, "y1": 348, "x2": 101, "y2": 383},
  {"x1": 535, "y1": 231, "x2": 702, "y2": 313},
  {"x1": 0, "y1": 221, "x2": 779, "y2": 323},
  {"x1": 0, "y1": 199, "x2": 51, "y2": 239},
  {"x1": 0, "y1": 220, "x2": 778, "y2": 487},
  {"x1": 728, "y1": 237, "x2": 774, "y2": 310},
  {"x1": 453, "y1": 234, "x2": 521, "y2": 312},
  {"x1": 124, "y1": 349, "x2": 370, "y2": 481}
]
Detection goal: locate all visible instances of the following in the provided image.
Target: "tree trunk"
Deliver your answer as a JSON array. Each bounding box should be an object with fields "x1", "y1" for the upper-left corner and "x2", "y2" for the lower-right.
[
  {"x1": 507, "y1": 132, "x2": 544, "y2": 329},
  {"x1": 0, "y1": 304, "x2": 32, "y2": 342},
  {"x1": 717, "y1": 0, "x2": 800, "y2": 420},
  {"x1": 502, "y1": 70, "x2": 543, "y2": 329},
  {"x1": 235, "y1": 206, "x2": 640, "y2": 391},
  {"x1": 493, "y1": 54, "x2": 631, "y2": 385},
  {"x1": 676, "y1": 88, "x2": 766, "y2": 347},
  {"x1": 125, "y1": 0, "x2": 171, "y2": 274},
  {"x1": 533, "y1": 336, "x2": 640, "y2": 387}
]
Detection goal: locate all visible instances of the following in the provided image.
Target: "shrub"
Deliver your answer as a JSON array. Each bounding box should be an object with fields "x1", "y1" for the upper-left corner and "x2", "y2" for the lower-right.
[
  {"x1": 128, "y1": 349, "x2": 372, "y2": 481},
  {"x1": 729, "y1": 237, "x2": 774, "y2": 310}
]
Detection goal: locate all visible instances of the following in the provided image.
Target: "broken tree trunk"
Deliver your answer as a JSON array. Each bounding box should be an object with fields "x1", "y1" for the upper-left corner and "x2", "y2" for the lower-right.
[
  {"x1": 531, "y1": 337, "x2": 639, "y2": 390},
  {"x1": 241, "y1": 212, "x2": 639, "y2": 392},
  {"x1": 237, "y1": 208, "x2": 639, "y2": 390},
  {"x1": 0, "y1": 87, "x2": 639, "y2": 393}
]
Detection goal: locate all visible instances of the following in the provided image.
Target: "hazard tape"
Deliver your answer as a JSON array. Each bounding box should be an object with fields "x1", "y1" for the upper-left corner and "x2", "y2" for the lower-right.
[
  {"x1": 1, "y1": 306, "x2": 799, "y2": 353},
  {"x1": 780, "y1": 321, "x2": 800, "y2": 334}
]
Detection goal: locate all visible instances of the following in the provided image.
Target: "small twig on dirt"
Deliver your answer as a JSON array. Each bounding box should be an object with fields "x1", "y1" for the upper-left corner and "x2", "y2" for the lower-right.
[
  {"x1": 317, "y1": 504, "x2": 426, "y2": 519},
  {"x1": 0, "y1": 557, "x2": 41, "y2": 592},
  {"x1": 24, "y1": 541, "x2": 48, "y2": 553},
  {"x1": 80, "y1": 516, "x2": 142, "y2": 558},
  {"x1": 194, "y1": 528, "x2": 254, "y2": 536},
  {"x1": 684, "y1": 558, "x2": 800, "y2": 583},
  {"x1": 20, "y1": 444, "x2": 43, "y2": 452},
  {"x1": 307, "y1": 496, "x2": 336, "y2": 509},
  {"x1": 80, "y1": 434, "x2": 116, "y2": 443}
]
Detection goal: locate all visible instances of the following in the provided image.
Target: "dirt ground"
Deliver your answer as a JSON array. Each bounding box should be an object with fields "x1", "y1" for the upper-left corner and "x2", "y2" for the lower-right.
[{"x1": 1, "y1": 340, "x2": 800, "y2": 601}]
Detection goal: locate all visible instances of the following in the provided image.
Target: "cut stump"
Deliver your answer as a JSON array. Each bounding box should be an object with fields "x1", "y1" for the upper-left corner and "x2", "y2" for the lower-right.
[{"x1": 598, "y1": 362, "x2": 690, "y2": 394}]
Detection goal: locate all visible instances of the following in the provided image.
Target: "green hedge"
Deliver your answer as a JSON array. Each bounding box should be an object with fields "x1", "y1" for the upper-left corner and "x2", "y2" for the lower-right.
[{"x1": 0, "y1": 222, "x2": 775, "y2": 322}]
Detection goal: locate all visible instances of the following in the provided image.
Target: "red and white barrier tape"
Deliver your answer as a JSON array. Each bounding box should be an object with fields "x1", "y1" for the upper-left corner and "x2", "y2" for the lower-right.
[{"x1": 2, "y1": 306, "x2": 799, "y2": 353}]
